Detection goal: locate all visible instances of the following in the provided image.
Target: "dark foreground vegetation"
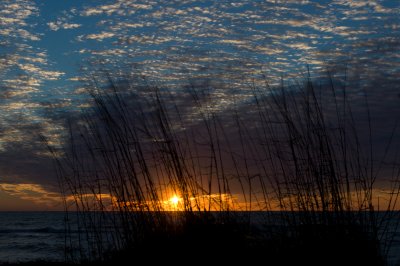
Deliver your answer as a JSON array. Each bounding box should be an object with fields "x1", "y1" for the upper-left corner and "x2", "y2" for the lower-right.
[{"x1": 43, "y1": 70, "x2": 400, "y2": 265}]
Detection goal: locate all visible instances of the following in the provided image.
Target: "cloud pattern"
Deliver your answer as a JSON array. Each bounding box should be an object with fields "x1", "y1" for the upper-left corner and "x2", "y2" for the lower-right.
[{"x1": 0, "y1": 0, "x2": 398, "y2": 208}]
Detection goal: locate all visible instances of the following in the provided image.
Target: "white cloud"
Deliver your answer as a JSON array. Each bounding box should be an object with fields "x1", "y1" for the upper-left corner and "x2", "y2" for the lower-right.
[
  {"x1": 86, "y1": 31, "x2": 115, "y2": 41},
  {"x1": 47, "y1": 22, "x2": 59, "y2": 31},
  {"x1": 48, "y1": 21, "x2": 81, "y2": 31},
  {"x1": 82, "y1": 8, "x2": 103, "y2": 16},
  {"x1": 63, "y1": 23, "x2": 81, "y2": 29}
]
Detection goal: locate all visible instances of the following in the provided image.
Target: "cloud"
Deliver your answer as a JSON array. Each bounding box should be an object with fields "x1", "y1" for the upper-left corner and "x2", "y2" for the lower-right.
[
  {"x1": 0, "y1": 183, "x2": 62, "y2": 207},
  {"x1": 86, "y1": 31, "x2": 115, "y2": 41},
  {"x1": 81, "y1": 1, "x2": 152, "y2": 16},
  {"x1": 18, "y1": 63, "x2": 65, "y2": 80},
  {"x1": 335, "y1": 0, "x2": 394, "y2": 14},
  {"x1": 0, "y1": 0, "x2": 398, "y2": 210},
  {"x1": 218, "y1": 39, "x2": 247, "y2": 45},
  {"x1": 90, "y1": 49, "x2": 126, "y2": 56},
  {"x1": 0, "y1": 1, "x2": 64, "y2": 91},
  {"x1": 48, "y1": 21, "x2": 81, "y2": 31}
]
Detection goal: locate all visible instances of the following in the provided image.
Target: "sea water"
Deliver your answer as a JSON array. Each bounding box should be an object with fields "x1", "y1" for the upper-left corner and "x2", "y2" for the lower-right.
[
  {"x1": 0, "y1": 212, "x2": 67, "y2": 263},
  {"x1": 0, "y1": 211, "x2": 400, "y2": 265}
]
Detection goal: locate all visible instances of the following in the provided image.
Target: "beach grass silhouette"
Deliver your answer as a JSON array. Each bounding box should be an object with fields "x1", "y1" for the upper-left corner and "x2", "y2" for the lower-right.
[{"x1": 41, "y1": 71, "x2": 400, "y2": 266}]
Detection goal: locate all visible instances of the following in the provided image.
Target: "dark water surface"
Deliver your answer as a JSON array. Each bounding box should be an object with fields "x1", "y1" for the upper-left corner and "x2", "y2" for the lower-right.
[
  {"x1": 0, "y1": 211, "x2": 399, "y2": 264},
  {"x1": 0, "y1": 212, "x2": 67, "y2": 263}
]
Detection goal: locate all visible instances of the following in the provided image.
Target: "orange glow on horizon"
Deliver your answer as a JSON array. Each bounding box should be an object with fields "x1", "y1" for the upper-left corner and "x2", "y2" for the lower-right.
[{"x1": 2, "y1": 182, "x2": 400, "y2": 212}]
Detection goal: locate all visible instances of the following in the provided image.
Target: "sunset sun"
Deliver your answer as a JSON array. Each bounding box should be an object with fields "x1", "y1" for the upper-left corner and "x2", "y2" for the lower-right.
[{"x1": 170, "y1": 195, "x2": 180, "y2": 206}]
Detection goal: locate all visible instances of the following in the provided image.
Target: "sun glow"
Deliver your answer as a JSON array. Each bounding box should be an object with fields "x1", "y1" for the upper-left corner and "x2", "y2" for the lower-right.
[{"x1": 170, "y1": 195, "x2": 180, "y2": 206}]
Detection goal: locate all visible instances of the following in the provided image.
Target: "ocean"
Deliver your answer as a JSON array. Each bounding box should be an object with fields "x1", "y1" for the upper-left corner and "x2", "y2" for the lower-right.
[
  {"x1": 0, "y1": 212, "x2": 400, "y2": 265},
  {"x1": 0, "y1": 212, "x2": 67, "y2": 263}
]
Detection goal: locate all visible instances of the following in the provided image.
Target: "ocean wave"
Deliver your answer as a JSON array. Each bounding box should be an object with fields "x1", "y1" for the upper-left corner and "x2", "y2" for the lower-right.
[
  {"x1": 0, "y1": 227, "x2": 67, "y2": 234},
  {"x1": 0, "y1": 227, "x2": 114, "y2": 234}
]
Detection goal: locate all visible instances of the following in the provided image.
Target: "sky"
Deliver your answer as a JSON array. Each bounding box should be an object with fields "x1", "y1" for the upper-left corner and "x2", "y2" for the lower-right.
[{"x1": 0, "y1": 0, "x2": 399, "y2": 210}]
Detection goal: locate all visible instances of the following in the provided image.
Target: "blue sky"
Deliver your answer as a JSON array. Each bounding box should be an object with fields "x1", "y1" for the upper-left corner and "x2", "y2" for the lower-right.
[{"x1": 0, "y1": 0, "x2": 399, "y2": 210}]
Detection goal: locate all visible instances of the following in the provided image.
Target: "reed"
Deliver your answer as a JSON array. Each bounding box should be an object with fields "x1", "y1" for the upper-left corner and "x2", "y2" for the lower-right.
[{"x1": 45, "y1": 70, "x2": 400, "y2": 265}]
